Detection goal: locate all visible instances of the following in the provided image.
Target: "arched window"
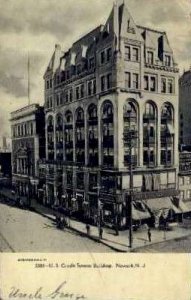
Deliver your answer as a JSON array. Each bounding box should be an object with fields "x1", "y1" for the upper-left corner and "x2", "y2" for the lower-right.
[
  {"x1": 88, "y1": 104, "x2": 98, "y2": 166},
  {"x1": 102, "y1": 101, "x2": 114, "y2": 167},
  {"x1": 123, "y1": 100, "x2": 138, "y2": 167},
  {"x1": 143, "y1": 101, "x2": 157, "y2": 167},
  {"x1": 64, "y1": 111, "x2": 73, "y2": 162},
  {"x1": 160, "y1": 103, "x2": 174, "y2": 166},
  {"x1": 75, "y1": 108, "x2": 85, "y2": 164}
]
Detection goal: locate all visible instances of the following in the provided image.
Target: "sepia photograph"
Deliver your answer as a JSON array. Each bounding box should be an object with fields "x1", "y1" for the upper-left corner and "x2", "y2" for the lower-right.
[{"x1": 0, "y1": 0, "x2": 191, "y2": 254}]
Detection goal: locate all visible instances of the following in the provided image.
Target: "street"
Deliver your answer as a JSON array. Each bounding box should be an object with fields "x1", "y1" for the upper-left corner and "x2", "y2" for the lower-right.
[
  {"x1": 135, "y1": 235, "x2": 191, "y2": 253},
  {"x1": 0, "y1": 201, "x2": 113, "y2": 253}
]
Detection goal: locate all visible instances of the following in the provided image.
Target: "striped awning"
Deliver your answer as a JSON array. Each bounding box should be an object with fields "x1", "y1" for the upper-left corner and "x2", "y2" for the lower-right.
[
  {"x1": 144, "y1": 197, "x2": 182, "y2": 214},
  {"x1": 132, "y1": 202, "x2": 151, "y2": 221}
]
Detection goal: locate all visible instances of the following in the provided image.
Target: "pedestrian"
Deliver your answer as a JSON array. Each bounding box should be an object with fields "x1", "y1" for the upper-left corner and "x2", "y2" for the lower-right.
[
  {"x1": 86, "y1": 224, "x2": 90, "y2": 236},
  {"x1": 99, "y1": 227, "x2": 103, "y2": 239},
  {"x1": 148, "y1": 228, "x2": 151, "y2": 242}
]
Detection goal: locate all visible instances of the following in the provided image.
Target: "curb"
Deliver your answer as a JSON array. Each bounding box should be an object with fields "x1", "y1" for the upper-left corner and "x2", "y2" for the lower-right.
[{"x1": 31, "y1": 206, "x2": 127, "y2": 252}]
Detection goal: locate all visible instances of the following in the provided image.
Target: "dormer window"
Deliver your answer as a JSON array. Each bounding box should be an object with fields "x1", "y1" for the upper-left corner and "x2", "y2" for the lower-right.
[
  {"x1": 147, "y1": 51, "x2": 154, "y2": 65},
  {"x1": 164, "y1": 55, "x2": 171, "y2": 67}
]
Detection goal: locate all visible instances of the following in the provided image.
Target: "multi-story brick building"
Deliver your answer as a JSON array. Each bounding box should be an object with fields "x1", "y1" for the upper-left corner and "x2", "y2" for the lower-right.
[
  {"x1": 10, "y1": 104, "x2": 45, "y2": 203},
  {"x1": 42, "y1": 1, "x2": 181, "y2": 228},
  {"x1": 179, "y1": 68, "x2": 191, "y2": 145}
]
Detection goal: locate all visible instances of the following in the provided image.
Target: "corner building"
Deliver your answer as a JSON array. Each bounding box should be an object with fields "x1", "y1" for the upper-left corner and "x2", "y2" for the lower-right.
[{"x1": 43, "y1": 1, "x2": 179, "y2": 228}]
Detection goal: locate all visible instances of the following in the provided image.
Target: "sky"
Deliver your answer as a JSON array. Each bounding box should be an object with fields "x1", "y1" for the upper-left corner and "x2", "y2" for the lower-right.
[{"x1": 0, "y1": 0, "x2": 190, "y2": 137}]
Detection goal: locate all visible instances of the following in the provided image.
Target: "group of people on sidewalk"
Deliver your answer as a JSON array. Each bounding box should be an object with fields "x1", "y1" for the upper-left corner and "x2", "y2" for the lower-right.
[{"x1": 85, "y1": 223, "x2": 152, "y2": 242}]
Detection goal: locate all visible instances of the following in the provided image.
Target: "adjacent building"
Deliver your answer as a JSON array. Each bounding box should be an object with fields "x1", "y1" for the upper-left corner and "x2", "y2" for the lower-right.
[
  {"x1": 10, "y1": 104, "x2": 45, "y2": 202},
  {"x1": 40, "y1": 1, "x2": 181, "y2": 228},
  {"x1": 179, "y1": 68, "x2": 191, "y2": 145}
]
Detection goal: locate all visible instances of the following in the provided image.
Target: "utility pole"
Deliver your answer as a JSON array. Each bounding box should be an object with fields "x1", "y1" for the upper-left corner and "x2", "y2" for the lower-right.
[{"x1": 93, "y1": 185, "x2": 102, "y2": 239}]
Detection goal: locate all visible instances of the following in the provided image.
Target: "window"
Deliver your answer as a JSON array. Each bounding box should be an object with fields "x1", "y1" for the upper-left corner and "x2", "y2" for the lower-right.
[
  {"x1": 50, "y1": 79, "x2": 52, "y2": 88},
  {"x1": 150, "y1": 76, "x2": 156, "y2": 92},
  {"x1": 66, "y1": 90, "x2": 69, "y2": 102},
  {"x1": 147, "y1": 51, "x2": 154, "y2": 65},
  {"x1": 144, "y1": 76, "x2": 149, "y2": 90},
  {"x1": 164, "y1": 55, "x2": 171, "y2": 67},
  {"x1": 107, "y1": 73, "x2": 112, "y2": 89},
  {"x1": 46, "y1": 80, "x2": 49, "y2": 89},
  {"x1": 101, "y1": 76, "x2": 105, "y2": 91},
  {"x1": 77, "y1": 64, "x2": 82, "y2": 75},
  {"x1": 69, "y1": 89, "x2": 73, "y2": 102},
  {"x1": 93, "y1": 79, "x2": 96, "y2": 94},
  {"x1": 161, "y1": 77, "x2": 174, "y2": 94},
  {"x1": 80, "y1": 84, "x2": 84, "y2": 98},
  {"x1": 56, "y1": 94, "x2": 59, "y2": 106},
  {"x1": 107, "y1": 48, "x2": 112, "y2": 62},
  {"x1": 161, "y1": 77, "x2": 166, "y2": 93},
  {"x1": 101, "y1": 51, "x2": 105, "y2": 64},
  {"x1": 188, "y1": 190, "x2": 191, "y2": 199},
  {"x1": 167, "y1": 78, "x2": 173, "y2": 93},
  {"x1": 179, "y1": 177, "x2": 184, "y2": 186},
  {"x1": 132, "y1": 73, "x2": 139, "y2": 89},
  {"x1": 125, "y1": 72, "x2": 131, "y2": 88},
  {"x1": 89, "y1": 57, "x2": 95, "y2": 69},
  {"x1": 132, "y1": 47, "x2": 139, "y2": 62},
  {"x1": 66, "y1": 70, "x2": 70, "y2": 80},
  {"x1": 76, "y1": 87, "x2": 80, "y2": 100},
  {"x1": 125, "y1": 46, "x2": 130, "y2": 60},
  {"x1": 88, "y1": 81, "x2": 92, "y2": 96}
]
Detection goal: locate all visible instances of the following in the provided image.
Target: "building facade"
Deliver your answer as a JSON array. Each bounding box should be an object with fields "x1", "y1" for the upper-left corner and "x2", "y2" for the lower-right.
[
  {"x1": 10, "y1": 104, "x2": 45, "y2": 203},
  {"x1": 41, "y1": 1, "x2": 180, "y2": 228},
  {"x1": 179, "y1": 69, "x2": 191, "y2": 145}
]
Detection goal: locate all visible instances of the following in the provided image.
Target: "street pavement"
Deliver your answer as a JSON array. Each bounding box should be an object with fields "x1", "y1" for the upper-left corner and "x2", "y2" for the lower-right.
[
  {"x1": 1, "y1": 188, "x2": 191, "y2": 252},
  {"x1": 0, "y1": 202, "x2": 113, "y2": 252}
]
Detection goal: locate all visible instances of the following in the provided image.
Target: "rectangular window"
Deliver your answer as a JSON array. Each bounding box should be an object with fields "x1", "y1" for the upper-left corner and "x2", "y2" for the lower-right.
[
  {"x1": 161, "y1": 77, "x2": 166, "y2": 93},
  {"x1": 144, "y1": 75, "x2": 149, "y2": 90},
  {"x1": 89, "y1": 57, "x2": 95, "y2": 69},
  {"x1": 147, "y1": 51, "x2": 154, "y2": 64},
  {"x1": 46, "y1": 80, "x2": 49, "y2": 89},
  {"x1": 101, "y1": 51, "x2": 105, "y2": 64},
  {"x1": 132, "y1": 47, "x2": 139, "y2": 61},
  {"x1": 107, "y1": 73, "x2": 112, "y2": 89},
  {"x1": 76, "y1": 87, "x2": 80, "y2": 100},
  {"x1": 80, "y1": 84, "x2": 84, "y2": 98},
  {"x1": 150, "y1": 76, "x2": 156, "y2": 92},
  {"x1": 66, "y1": 70, "x2": 70, "y2": 80},
  {"x1": 88, "y1": 81, "x2": 92, "y2": 96},
  {"x1": 165, "y1": 55, "x2": 171, "y2": 67},
  {"x1": 50, "y1": 79, "x2": 52, "y2": 88},
  {"x1": 101, "y1": 76, "x2": 105, "y2": 91},
  {"x1": 69, "y1": 89, "x2": 73, "y2": 102},
  {"x1": 93, "y1": 79, "x2": 96, "y2": 94},
  {"x1": 77, "y1": 64, "x2": 82, "y2": 75},
  {"x1": 125, "y1": 72, "x2": 131, "y2": 88},
  {"x1": 65, "y1": 91, "x2": 69, "y2": 102},
  {"x1": 107, "y1": 48, "x2": 112, "y2": 62},
  {"x1": 133, "y1": 73, "x2": 139, "y2": 89},
  {"x1": 125, "y1": 46, "x2": 130, "y2": 60},
  {"x1": 167, "y1": 78, "x2": 174, "y2": 93}
]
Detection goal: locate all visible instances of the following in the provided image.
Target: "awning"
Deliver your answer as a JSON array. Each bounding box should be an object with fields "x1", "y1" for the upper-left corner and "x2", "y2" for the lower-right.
[
  {"x1": 178, "y1": 199, "x2": 191, "y2": 213},
  {"x1": 132, "y1": 202, "x2": 151, "y2": 221},
  {"x1": 144, "y1": 197, "x2": 181, "y2": 214}
]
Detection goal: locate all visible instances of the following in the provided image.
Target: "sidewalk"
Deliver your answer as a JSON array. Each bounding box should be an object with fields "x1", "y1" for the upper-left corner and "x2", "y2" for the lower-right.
[
  {"x1": 30, "y1": 198, "x2": 191, "y2": 252},
  {"x1": 1, "y1": 188, "x2": 191, "y2": 252}
]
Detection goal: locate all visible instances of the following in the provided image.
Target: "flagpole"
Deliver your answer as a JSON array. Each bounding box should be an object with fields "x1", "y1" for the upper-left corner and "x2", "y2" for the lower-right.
[{"x1": 28, "y1": 52, "x2": 30, "y2": 105}]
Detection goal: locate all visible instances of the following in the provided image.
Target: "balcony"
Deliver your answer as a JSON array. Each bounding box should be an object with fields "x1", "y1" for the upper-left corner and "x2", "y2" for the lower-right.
[
  {"x1": 89, "y1": 138, "x2": 98, "y2": 148},
  {"x1": 124, "y1": 155, "x2": 137, "y2": 167},
  {"x1": 103, "y1": 136, "x2": 114, "y2": 147}
]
